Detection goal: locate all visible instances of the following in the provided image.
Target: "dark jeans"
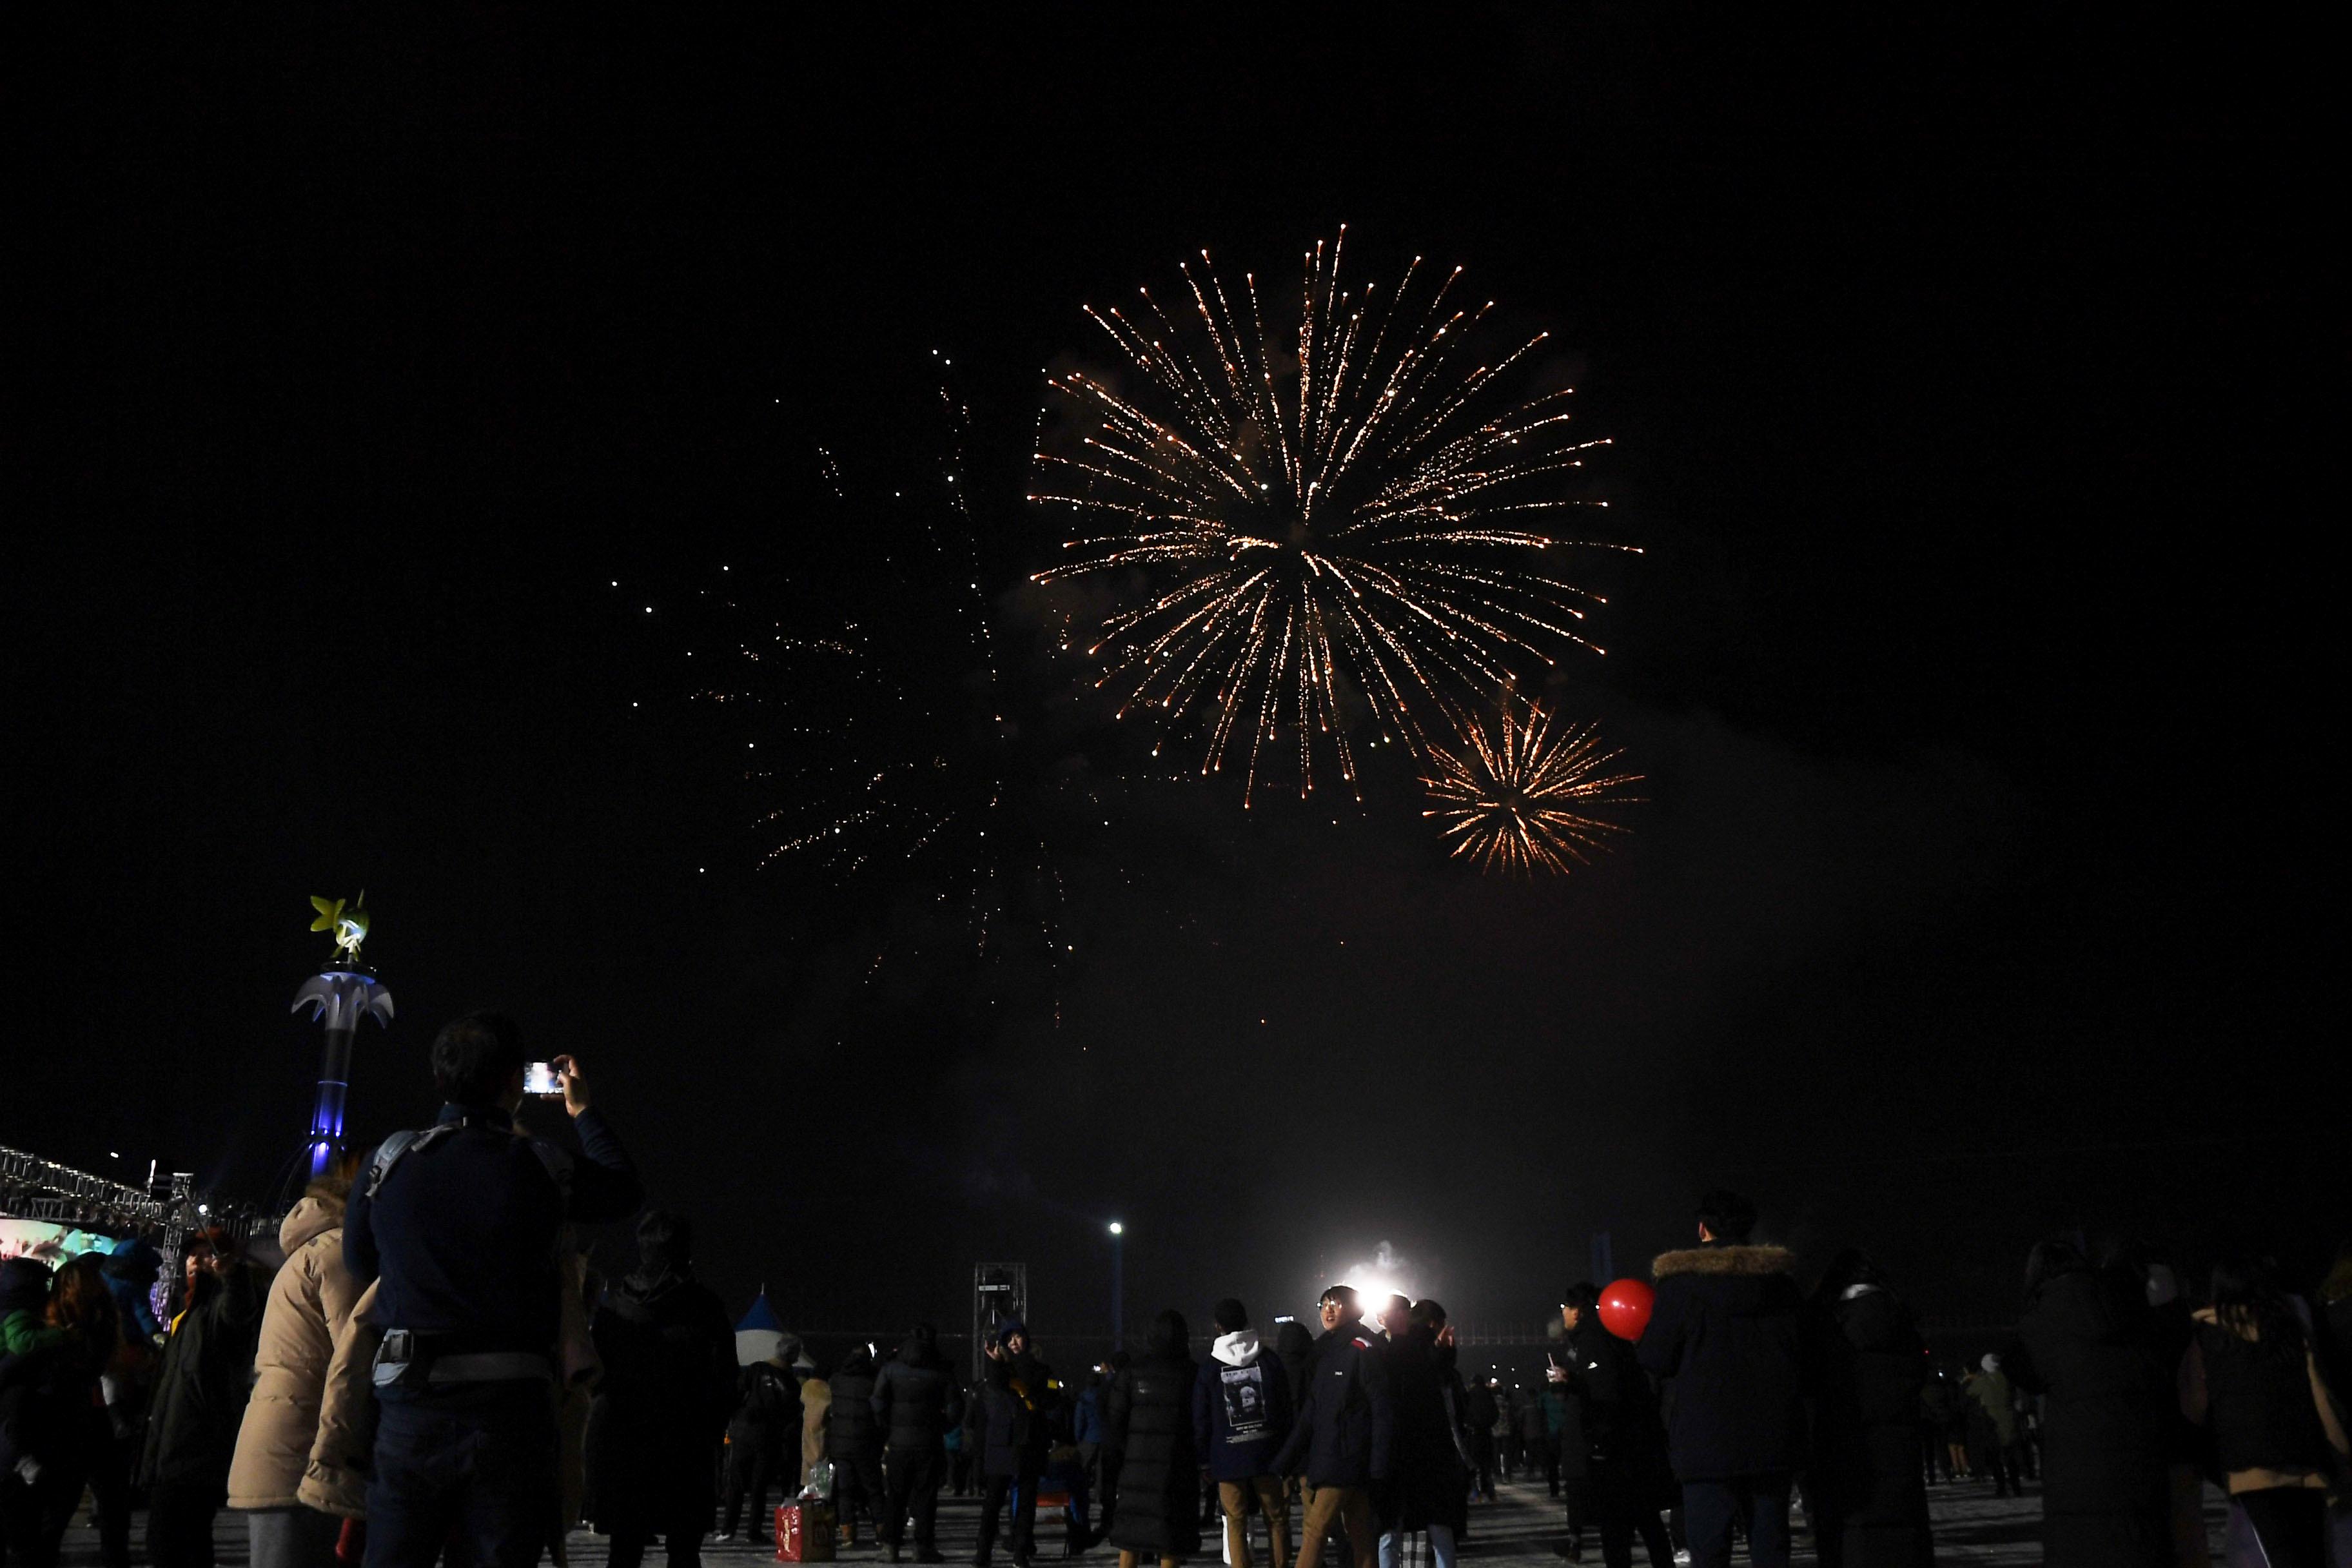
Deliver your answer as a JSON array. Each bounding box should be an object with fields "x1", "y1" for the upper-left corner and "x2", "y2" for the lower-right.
[
  {"x1": 836, "y1": 1449, "x2": 887, "y2": 1535},
  {"x1": 609, "y1": 1527, "x2": 704, "y2": 1568},
  {"x1": 1589, "y1": 1460, "x2": 1671, "y2": 1568},
  {"x1": 884, "y1": 1444, "x2": 946, "y2": 1552},
  {"x1": 977, "y1": 1473, "x2": 1039, "y2": 1563},
  {"x1": 364, "y1": 1389, "x2": 557, "y2": 1568},
  {"x1": 723, "y1": 1439, "x2": 788, "y2": 1540},
  {"x1": 147, "y1": 1478, "x2": 226, "y2": 1568},
  {"x1": 1681, "y1": 1475, "x2": 1790, "y2": 1568}
]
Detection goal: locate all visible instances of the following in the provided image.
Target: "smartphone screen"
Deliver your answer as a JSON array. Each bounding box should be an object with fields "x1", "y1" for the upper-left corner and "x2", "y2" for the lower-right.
[{"x1": 522, "y1": 1061, "x2": 564, "y2": 1097}]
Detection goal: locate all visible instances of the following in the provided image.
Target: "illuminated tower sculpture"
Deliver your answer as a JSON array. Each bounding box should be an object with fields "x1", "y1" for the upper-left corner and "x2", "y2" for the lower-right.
[{"x1": 291, "y1": 895, "x2": 393, "y2": 1177}]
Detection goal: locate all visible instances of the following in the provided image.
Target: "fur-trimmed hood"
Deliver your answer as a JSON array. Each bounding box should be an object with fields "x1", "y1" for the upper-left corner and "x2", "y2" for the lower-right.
[{"x1": 1652, "y1": 1243, "x2": 1797, "y2": 1280}]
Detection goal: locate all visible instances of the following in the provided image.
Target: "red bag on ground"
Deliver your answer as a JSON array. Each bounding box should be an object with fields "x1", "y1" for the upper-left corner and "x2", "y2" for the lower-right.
[{"x1": 776, "y1": 1502, "x2": 837, "y2": 1562}]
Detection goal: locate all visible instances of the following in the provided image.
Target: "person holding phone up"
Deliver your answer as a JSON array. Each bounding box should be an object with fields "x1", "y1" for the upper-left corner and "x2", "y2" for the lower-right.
[{"x1": 343, "y1": 1012, "x2": 643, "y2": 1568}]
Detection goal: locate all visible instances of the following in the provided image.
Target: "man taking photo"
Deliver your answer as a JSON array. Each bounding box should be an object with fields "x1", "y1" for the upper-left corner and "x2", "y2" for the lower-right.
[{"x1": 344, "y1": 1012, "x2": 643, "y2": 1568}]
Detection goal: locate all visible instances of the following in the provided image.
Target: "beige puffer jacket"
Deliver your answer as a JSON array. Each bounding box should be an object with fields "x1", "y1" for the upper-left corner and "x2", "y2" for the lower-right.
[{"x1": 226, "y1": 1196, "x2": 362, "y2": 1510}]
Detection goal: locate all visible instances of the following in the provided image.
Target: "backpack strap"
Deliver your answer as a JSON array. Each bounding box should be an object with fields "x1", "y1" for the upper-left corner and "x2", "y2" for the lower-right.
[
  {"x1": 363, "y1": 1122, "x2": 575, "y2": 1203},
  {"x1": 364, "y1": 1124, "x2": 459, "y2": 1199}
]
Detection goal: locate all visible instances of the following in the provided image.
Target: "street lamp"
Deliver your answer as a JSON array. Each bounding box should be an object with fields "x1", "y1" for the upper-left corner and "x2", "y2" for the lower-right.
[{"x1": 1108, "y1": 1222, "x2": 1125, "y2": 1352}]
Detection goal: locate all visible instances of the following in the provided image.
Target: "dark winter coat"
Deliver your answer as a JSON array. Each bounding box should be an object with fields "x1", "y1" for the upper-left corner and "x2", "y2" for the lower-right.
[
  {"x1": 585, "y1": 1268, "x2": 737, "y2": 1533},
  {"x1": 972, "y1": 1350, "x2": 1059, "y2": 1477},
  {"x1": 1809, "y1": 1287, "x2": 1934, "y2": 1568},
  {"x1": 1275, "y1": 1319, "x2": 1315, "y2": 1411},
  {"x1": 1271, "y1": 1321, "x2": 1395, "y2": 1488},
  {"x1": 729, "y1": 1362, "x2": 802, "y2": 1455},
  {"x1": 827, "y1": 1345, "x2": 883, "y2": 1462},
  {"x1": 1511, "y1": 1383, "x2": 1546, "y2": 1443},
  {"x1": 138, "y1": 1260, "x2": 269, "y2": 1489},
  {"x1": 1193, "y1": 1329, "x2": 1294, "y2": 1481},
  {"x1": 1383, "y1": 1327, "x2": 1469, "y2": 1535},
  {"x1": 1106, "y1": 1330, "x2": 1202, "y2": 1556},
  {"x1": 1563, "y1": 1318, "x2": 1669, "y2": 1475},
  {"x1": 1635, "y1": 1242, "x2": 1810, "y2": 1481},
  {"x1": 1460, "y1": 1380, "x2": 1499, "y2": 1444},
  {"x1": 872, "y1": 1335, "x2": 959, "y2": 1451},
  {"x1": 2004, "y1": 1264, "x2": 2171, "y2": 1568}
]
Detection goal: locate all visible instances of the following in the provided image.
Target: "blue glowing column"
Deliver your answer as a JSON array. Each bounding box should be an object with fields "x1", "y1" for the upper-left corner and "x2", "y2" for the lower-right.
[{"x1": 291, "y1": 967, "x2": 394, "y2": 1175}]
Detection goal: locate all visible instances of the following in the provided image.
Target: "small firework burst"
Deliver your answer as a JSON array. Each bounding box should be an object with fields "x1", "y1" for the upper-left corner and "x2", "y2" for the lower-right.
[
  {"x1": 1421, "y1": 701, "x2": 1642, "y2": 877},
  {"x1": 1032, "y1": 228, "x2": 1635, "y2": 804}
]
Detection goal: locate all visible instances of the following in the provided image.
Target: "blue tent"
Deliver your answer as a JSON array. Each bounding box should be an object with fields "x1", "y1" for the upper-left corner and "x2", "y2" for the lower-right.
[{"x1": 735, "y1": 1288, "x2": 787, "y2": 1366}]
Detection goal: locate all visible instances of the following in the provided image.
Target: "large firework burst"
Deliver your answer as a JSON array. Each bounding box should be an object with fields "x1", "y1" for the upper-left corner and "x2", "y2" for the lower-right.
[
  {"x1": 1421, "y1": 701, "x2": 1642, "y2": 877},
  {"x1": 1031, "y1": 228, "x2": 1632, "y2": 803}
]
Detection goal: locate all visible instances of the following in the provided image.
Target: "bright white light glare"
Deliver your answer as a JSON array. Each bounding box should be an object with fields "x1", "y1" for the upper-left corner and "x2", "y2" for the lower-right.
[{"x1": 1108, "y1": 1221, "x2": 1124, "y2": 1236}]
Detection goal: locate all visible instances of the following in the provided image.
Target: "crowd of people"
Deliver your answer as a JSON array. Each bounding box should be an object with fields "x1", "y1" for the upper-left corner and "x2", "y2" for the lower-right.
[{"x1": 3, "y1": 1015, "x2": 2349, "y2": 1568}]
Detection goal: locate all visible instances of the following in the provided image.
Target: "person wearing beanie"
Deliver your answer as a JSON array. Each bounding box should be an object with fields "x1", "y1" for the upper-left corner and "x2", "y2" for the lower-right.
[
  {"x1": 1635, "y1": 1190, "x2": 1807, "y2": 1568},
  {"x1": 1191, "y1": 1299, "x2": 1293, "y2": 1568}
]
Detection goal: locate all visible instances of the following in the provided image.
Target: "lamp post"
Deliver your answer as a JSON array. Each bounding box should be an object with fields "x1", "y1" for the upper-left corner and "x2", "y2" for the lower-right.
[
  {"x1": 1108, "y1": 1221, "x2": 1125, "y2": 1352},
  {"x1": 291, "y1": 896, "x2": 393, "y2": 1177}
]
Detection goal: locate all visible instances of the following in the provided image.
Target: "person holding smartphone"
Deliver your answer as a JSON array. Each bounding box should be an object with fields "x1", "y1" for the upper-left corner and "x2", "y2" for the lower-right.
[{"x1": 343, "y1": 1012, "x2": 643, "y2": 1568}]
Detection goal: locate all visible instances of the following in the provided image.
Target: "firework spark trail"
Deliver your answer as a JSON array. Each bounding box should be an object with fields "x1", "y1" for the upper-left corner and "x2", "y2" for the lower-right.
[
  {"x1": 1420, "y1": 701, "x2": 1644, "y2": 877},
  {"x1": 1032, "y1": 230, "x2": 1637, "y2": 804}
]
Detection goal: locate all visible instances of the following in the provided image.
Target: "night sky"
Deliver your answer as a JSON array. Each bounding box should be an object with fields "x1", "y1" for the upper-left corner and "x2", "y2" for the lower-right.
[{"x1": 14, "y1": 12, "x2": 2335, "y2": 1348}]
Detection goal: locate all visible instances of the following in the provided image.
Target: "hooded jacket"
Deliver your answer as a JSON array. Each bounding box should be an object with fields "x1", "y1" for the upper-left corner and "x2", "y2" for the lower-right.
[
  {"x1": 1808, "y1": 1284, "x2": 1932, "y2": 1562},
  {"x1": 1635, "y1": 1242, "x2": 1810, "y2": 1480},
  {"x1": 139, "y1": 1258, "x2": 269, "y2": 1489},
  {"x1": 585, "y1": 1265, "x2": 737, "y2": 1532},
  {"x1": 872, "y1": 1331, "x2": 959, "y2": 1450},
  {"x1": 1271, "y1": 1318, "x2": 1395, "y2": 1488},
  {"x1": 1106, "y1": 1315, "x2": 1202, "y2": 1557},
  {"x1": 827, "y1": 1343, "x2": 883, "y2": 1461},
  {"x1": 227, "y1": 1194, "x2": 363, "y2": 1509},
  {"x1": 970, "y1": 1320, "x2": 1059, "y2": 1478},
  {"x1": 1191, "y1": 1327, "x2": 1295, "y2": 1481}
]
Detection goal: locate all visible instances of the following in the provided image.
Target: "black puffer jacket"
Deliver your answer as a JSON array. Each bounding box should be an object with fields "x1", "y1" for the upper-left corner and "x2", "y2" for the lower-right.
[
  {"x1": 872, "y1": 1331, "x2": 959, "y2": 1450},
  {"x1": 1384, "y1": 1327, "x2": 1469, "y2": 1535},
  {"x1": 1636, "y1": 1242, "x2": 1810, "y2": 1480},
  {"x1": 971, "y1": 1348, "x2": 1059, "y2": 1477},
  {"x1": 2004, "y1": 1262, "x2": 2171, "y2": 1568},
  {"x1": 1106, "y1": 1313, "x2": 1202, "y2": 1558},
  {"x1": 1810, "y1": 1287, "x2": 1932, "y2": 1567},
  {"x1": 828, "y1": 1344, "x2": 882, "y2": 1462},
  {"x1": 1563, "y1": 1317, "x2": 1668, "y2": 1475},
  {"x1": 729, "y1": 1361, "x2": 802, "y2": 1454},
  {"x1": 586, "y1": 1267, "x2": 738, "y2": 1531}
]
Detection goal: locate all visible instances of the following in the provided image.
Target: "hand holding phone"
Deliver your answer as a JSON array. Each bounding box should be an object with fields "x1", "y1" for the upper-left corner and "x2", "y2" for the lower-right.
[{"x1": 523, "y1": 1061, "x2": 564, "y2": 1097}]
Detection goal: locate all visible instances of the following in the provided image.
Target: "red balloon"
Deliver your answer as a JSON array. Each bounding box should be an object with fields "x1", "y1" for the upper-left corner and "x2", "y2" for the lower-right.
[{"x1": 1598, "y1": 1278, "x2": 1655, "y2": 1341}]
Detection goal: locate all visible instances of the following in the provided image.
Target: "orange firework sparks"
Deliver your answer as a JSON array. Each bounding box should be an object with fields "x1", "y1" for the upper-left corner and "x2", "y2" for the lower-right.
[
  {"x1": 1420, "y1": 702, "x2": 1642, "y2": 877},
  {"x1": 1030, "y1": 229, "x2": 1636, "y2": 805}
]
